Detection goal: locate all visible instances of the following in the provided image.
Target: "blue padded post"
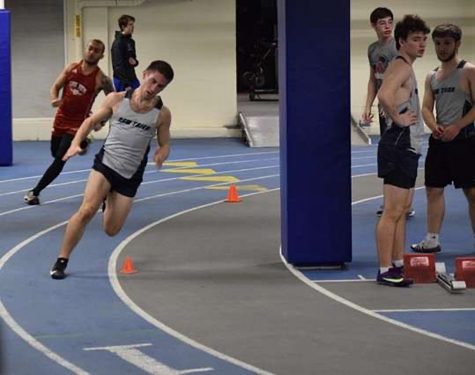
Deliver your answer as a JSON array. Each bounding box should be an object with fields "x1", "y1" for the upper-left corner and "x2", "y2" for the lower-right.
[
  {"x1": 0, "y1": 9, "x2": 12, "y2": 166},
  {"x1": 278, "y1": 0, "x2": 352, "y2": 266}
]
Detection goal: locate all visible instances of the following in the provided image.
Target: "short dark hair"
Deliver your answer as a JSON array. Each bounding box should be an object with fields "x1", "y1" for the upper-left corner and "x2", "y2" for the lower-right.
[
  {"x1": 432, "y1": 24, "x2": 462, "y2": 42},
  {"x1": 394, "y1": 15, "x2": 430, "y2": 50},
  {"x1": 145, "y1": 60, "x2": 174, "y2": 83},
  {"x1": 370, "y1": 7, "x2": 393, "y2": 24},
  {"x1": 118, "y1": 14, "x2": 135, "y2": 31},
  {"x1": 89, "y1": 39, "x2": 105, "y2": 54}
]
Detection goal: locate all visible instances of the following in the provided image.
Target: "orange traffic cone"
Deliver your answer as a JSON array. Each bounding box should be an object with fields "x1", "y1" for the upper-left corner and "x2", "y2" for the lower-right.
[
  {"x1": 120, "y1": 256, "x2": 137, "y2": 274},
  {"x1": 225, "y1": 184, "x2": 241, "y2": 203}
]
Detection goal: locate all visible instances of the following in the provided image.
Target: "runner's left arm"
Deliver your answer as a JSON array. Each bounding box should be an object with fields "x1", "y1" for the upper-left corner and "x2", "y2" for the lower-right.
[{"x1": 153, "y1": 106, "x2": 171, "y2": 168}]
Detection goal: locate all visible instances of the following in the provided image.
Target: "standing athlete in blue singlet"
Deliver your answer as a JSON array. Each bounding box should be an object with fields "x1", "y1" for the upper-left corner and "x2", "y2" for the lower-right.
[
  {"x1": 411, "y1": 24, "x2": 475, "y2": 253},
  {"x1": 50, "y1": 60, "x2": 174, "y2": 280},
  {"x1": 375, "y1": 15, "x2": 430, "y2": 287}
]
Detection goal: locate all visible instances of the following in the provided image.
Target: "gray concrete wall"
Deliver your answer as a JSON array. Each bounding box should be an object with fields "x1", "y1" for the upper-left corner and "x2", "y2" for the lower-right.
[{"x1": 7, "y1": 0, "x2": 64, "y2": 118}]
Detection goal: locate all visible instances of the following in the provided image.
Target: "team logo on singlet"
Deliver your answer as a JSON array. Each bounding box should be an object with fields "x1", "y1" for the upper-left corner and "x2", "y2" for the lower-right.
[
  {"x1": 118, "y1": 117, "x2": 151, "y2": 131},
  {"x1": 434, "y1": 87, "x2": 455, "y2": 95},
  {"x1": 68, "y1": 81, "x2": 88, "y2": 96}
]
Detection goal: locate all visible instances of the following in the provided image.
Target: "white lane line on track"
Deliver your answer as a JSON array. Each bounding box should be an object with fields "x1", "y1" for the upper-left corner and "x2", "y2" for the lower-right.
[
  {"x1": 0, "y1": 180, "x2": 88, "y2": 198},
  {"x1": 307, "y1": 169, "x2": 474, "y2": 348},
  {"x1": 0, "y1": 144, "x2": 381, "y2": 187},
  {"x1": 0, "y1": 144, "x2": 419, "y2": 183},
  {"x1": 0, "y1": 169, "x2": 91, "y2": 184},
  {"x1": 350, "y1": 167, "x2": 424, "y2": 180},
  {"x1": 0, "y1": 193, "x2": 84, "y2": 218},
  {"x1": 280, "y1": 251, "x2": 475, "y2": 351},
  {"x1": 351, "y1": 156, "x2": 376, "y2": 160},
  {"x1": 142, "y1": 165, "x2": 279, "y2": 186},
  {"x1": 136, "y1": 174, "x2": 280, "y2": 203},
  {"x1": 0, "y1": 178, "x2": 280, "y2": 374},
  {"x1": 352, "y1": 172, "x2": 379, "y2": 178},
  {"x1": 0, "y1": 151, "x2": 279, "y2": 184},
  {"x1": 0, "y1": 166, "x2": 380, "y2": 218},
  {"x1": 350, "y1": 149, "x2": 377, "y2": 153},
  {"x1": 374, "y1": 308, "x2": 475, "y2": 313},
  {"x1": 109, "y1": 189, "x2": 280, "y2": 375},
  {"x1": 0, "y1": 221, "x2": 90, "y2": 375},
  {"x1": 0, "y1": 152, "x2": 376, "y2": 197},
  {"x1": 0, "y1": 156, "x2": 279, "y2": 197},
  {"x1": 309, "y1": 279, "x2": 374, "y2": 283},
  {"x1": 351, "y1": 163, "x2": 376, "y2": 168},
  {"x1": 0, "y1": 165, "x2": 280, "y2": 217},
  {"x1": 350, "y1": 186, "x2": 425, "y2": 206},
  {"x1": 0, "y1": 155, "x2": 444, "y2": 368},
  {"x1": 146, "y1": 150, "x2": 279, "y2": 164},
  {"x1": 0, "y1": 193, "x2": 84, "y2": 216}
]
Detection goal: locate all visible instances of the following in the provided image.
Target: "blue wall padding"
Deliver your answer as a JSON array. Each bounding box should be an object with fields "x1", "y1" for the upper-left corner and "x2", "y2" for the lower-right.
[
  {"x1": 0, "y1": 10, "x2": 13, "y2": 166},
  {"x1": 278, "y1": 0, "x2": 352, "y2": 266}
]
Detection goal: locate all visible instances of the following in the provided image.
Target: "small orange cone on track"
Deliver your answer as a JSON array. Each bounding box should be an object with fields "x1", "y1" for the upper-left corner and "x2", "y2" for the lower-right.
[
  {"x1": 225, "y1": 184, "x2": 241, "y2": 203},
  {"x1": 120, "y1": 256, "x2": 138, "y2": 274}
]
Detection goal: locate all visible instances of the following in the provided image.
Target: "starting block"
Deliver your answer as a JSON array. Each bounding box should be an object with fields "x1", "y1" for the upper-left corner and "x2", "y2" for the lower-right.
[
  {"x1": 404, "y1": 253, "x2": 436, "y2": 283},
  {"x1": 436, "y1": 262, "x2": 466, "y2": 293},
  {"x1": 455, "y1": 257, "x2": 475, "y2": 288}
]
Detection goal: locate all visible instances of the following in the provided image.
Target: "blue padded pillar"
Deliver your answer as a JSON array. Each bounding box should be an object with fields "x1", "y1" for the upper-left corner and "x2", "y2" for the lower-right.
[
  {"x1": 278, "y1": 0, "x2": 352, "y2": 266},
  {"x1": 0, "y1": 9, "x2": 12, "y2": 166}
]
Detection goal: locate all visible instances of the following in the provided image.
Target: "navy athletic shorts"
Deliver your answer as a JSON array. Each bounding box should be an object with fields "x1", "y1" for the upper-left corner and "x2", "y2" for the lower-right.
[
  {"x1": 377, "y1": 143, "x2": 420, "y2": 189},
  {"x1": 425, "y1": 136, "x2": 475, "y2": 189},
  {"x1": 92, "y1": 147, "x2": 147, "y2": 198}
]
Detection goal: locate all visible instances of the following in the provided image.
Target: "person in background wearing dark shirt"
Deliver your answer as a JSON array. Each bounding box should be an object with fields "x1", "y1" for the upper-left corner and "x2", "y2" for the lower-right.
[{"x1": 111, "y1": 14, "x2": 140, "y2": 91}]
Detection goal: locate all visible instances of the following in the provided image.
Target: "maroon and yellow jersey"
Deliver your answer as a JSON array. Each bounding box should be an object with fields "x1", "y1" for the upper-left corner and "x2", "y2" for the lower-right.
[{"x1": 53, "y1": 61, "x2": 99, "y2": 136}]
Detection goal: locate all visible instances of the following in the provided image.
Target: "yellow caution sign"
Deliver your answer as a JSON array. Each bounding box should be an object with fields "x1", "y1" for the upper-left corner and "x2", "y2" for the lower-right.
[{"x1": 75, "y1": 15, "x2": 81, "y2": 38}]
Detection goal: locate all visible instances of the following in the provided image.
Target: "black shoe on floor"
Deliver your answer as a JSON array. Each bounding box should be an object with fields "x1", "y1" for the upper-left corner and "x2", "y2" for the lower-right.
[
  {"x1": 24, "y1": 190, "x2": 40, "y2": 205},
  {"x1": 377, "y1": 268, "x2": 413, "y2": 287},
  {"x1": 50, "y1": 258, "x2": 68, "y2": 280}
]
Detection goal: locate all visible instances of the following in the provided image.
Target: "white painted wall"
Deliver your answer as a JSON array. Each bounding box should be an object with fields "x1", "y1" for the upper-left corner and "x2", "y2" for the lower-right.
[
  {"x1": 351, "y1": 0, "x2": 475, "y2": 134},
  {"x1": 12, "y1": 0, "x2": 475, "y2": 139}
]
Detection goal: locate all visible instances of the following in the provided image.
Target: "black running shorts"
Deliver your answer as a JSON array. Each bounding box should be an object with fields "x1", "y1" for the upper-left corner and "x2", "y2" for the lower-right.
[
  {"x1": 425, "y1": 136, "x2": 475, "y2": 189},
  {"x1": 92, "y1": 147, "x2": 147, "y2": 198},
  {"x1": 377, "y1": 143, "x2": 420, "y2": 189},
  {"x1": 50, "y1": 134, "x2": 89, "y2": 159}
]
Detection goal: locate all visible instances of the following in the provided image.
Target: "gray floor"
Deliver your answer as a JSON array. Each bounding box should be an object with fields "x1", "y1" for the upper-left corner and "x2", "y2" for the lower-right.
[
  {"x1": 237, "y1": 94, "x2": 369, "y2": 147},
  {"x1": 120, "y1": 191, "x2": 475, "y2": 375},
  {"x1": 237, "y1": 94, "x2": 279, "y2": 117},
  {"x1": 237, "y1": 94, "x2": 279, "y2": 147}
]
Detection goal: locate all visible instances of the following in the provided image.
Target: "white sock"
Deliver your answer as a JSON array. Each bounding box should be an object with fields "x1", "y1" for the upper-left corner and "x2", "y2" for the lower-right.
[
  {"x1": 425, "y1": 233, "x2": 439, "y2": 245},
  {"x1": 393, "y1": 259, "x2": 404, "y2": 268},
  {"x1": 380, "y1": 266, "x2": 390, "y2": 273}
]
